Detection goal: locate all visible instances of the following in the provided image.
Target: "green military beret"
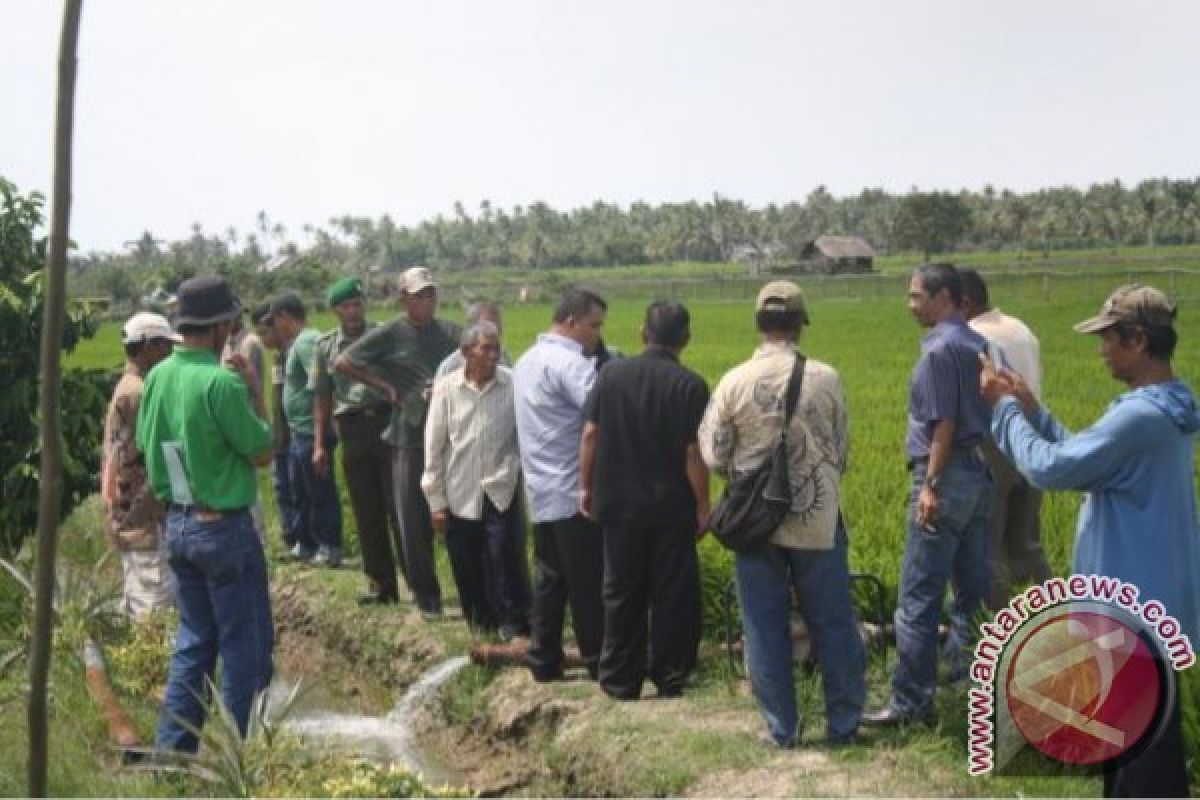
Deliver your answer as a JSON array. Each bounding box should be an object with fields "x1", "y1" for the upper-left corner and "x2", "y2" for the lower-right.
[{"x1": 327, "y1": 277, "x2": 363, "y2": 307}]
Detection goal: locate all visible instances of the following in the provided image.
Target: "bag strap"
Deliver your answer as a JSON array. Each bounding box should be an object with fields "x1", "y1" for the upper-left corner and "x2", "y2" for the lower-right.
[{"x1": 781, "y1": 353, "x2": 807, "y2": 440}]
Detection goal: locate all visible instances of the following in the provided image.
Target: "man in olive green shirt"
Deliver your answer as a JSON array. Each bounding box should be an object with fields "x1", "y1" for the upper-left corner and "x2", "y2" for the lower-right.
[
  {"x1": 271, "y1": 292, "x2": 344, "y2": 567},
  {"x1": 314, "y1": 277, "x2": 404, "y2": 604},
  {"x1": 136, "y1": 275, "x2": 273, "y2": 753},
  {"x1": 335, "y1": 266, "x2": 461, "y2": 617}
]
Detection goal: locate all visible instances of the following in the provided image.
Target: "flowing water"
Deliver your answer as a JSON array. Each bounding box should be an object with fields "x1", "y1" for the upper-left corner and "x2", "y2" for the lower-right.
[{"x1": 275, "y1": 655, "x2": 470, "y2": 783}]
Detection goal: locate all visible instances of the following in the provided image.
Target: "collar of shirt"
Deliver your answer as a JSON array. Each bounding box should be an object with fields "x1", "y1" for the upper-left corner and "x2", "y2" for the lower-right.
[
  {"x1": 973, "y1": 308, "x2": 1005, "y2": 326},
  {"x1": 923, "y1": 312, "x2": 969, "y2": 344},
  {"x1": 450, "y1": 365, "x2": 510, "y2": 395},
  {"x1": 751, "y1": 340, "x2": 795, "y2": 360},
  {"x1": 642, "y1": 346, "x2": 680, "y2": 362},
  {"x1": 172, "y1": 345, "x2": 220, "y2": 365},
  {"x1": 333, "y1": 320, "x2": 375, "y2": 348},
  {"x1": 537, "y1": 331, "x2": 584, "y2": 355}
]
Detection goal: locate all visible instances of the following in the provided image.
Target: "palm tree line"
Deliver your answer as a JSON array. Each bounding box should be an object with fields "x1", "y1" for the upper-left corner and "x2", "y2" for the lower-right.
[{"x1": 72, "y1": 177, "x2": 1200, "y2": 304}]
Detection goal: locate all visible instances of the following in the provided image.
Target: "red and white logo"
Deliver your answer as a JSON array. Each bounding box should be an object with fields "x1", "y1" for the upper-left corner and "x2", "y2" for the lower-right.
[{"x1": 1004, "y1": 609, "x2": 1162, "y2": 765}]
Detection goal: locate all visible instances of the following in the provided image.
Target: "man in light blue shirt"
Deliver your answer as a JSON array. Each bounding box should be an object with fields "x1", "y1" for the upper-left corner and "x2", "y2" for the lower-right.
[
  {"x1": 984, "y1": 284, "x2": 1199, "y2": 798},
  {"x1": 514, "y1": 287, "x2": 607, "y2": 682}
]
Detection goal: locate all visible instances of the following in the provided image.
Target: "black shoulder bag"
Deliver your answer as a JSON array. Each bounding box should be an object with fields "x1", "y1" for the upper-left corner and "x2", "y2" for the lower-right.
[{"x1": 710, "y1": 355, "x2": 806, "y2": 552}]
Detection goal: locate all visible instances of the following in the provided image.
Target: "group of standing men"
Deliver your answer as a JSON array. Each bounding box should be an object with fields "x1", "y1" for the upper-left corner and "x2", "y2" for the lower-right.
[{"x1": 102, "y1": 261, "x2": 1198, "y2": 796}]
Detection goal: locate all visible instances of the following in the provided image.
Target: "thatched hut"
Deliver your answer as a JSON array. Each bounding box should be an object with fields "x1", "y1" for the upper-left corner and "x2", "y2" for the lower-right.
[{"x1": 798, "y1": 235, "x2": 875, "y2": 274}]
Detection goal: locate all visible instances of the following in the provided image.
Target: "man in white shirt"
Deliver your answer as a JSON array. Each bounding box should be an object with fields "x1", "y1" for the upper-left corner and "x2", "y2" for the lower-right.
[
  {"x1": 959, "y1": 269, "x2": 1052, "y2": 608},
  {"x1": 514, "y1": 287, "x2": 607, "y2": 682},
  {"x1": 422, "y1": 321, "x2": 530, "y2": 637}
]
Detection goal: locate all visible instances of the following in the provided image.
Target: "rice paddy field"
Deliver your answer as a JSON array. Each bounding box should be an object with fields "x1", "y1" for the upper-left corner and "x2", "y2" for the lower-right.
[{"x1": 67, "y1": 273, "x2": 1200, "y2": 595}]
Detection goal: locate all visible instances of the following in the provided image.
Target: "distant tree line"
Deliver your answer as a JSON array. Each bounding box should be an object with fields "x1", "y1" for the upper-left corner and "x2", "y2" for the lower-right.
[{"x1": 70, "y1": 177, "x2": 1200, "y2": 304}]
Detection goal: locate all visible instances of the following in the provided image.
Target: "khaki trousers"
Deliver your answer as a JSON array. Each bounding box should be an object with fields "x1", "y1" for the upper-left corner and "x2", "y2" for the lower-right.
[{"x1": 980, "y1": 439, "x2": 1052, "y2": 609}]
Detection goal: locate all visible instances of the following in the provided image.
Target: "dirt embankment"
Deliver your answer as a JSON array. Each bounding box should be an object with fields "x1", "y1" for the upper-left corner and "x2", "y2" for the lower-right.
[{"x1": 270, "y1": 572, "x2": 982, "y2": 798}]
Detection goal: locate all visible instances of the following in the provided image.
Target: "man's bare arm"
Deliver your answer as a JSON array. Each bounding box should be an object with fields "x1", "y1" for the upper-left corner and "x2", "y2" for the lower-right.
[{"x1": 685, "y1": 443, "x2": 711, "y2": 538}]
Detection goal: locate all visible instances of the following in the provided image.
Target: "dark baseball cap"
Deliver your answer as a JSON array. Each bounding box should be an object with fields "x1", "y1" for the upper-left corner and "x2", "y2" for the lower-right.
[{"x1": 1073, "y1": 284, "x2": 1177, "y2": 334}]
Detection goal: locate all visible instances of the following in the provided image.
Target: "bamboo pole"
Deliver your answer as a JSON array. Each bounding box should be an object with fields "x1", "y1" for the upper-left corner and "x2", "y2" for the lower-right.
[{"x1": 29, "y1": 0, "x2": 83, "y2": 795}]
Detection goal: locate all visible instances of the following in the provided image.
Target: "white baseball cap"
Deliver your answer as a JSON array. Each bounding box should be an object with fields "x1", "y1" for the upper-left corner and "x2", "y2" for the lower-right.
[
  {"x1": 122, "y1": 312, "x2": 181, "y2": 344},
  {"x1": 399, "y1": 266, "x2": 436, "y2": 294}
]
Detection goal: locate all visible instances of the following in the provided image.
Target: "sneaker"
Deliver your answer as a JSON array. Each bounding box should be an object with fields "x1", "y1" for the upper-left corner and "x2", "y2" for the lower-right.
[
  {"x1": 313, "y1": 546, "x2": 343, "y2": 568},
  {"x1": 287, "y1": 542, "x2": 316, "y2": 562}
]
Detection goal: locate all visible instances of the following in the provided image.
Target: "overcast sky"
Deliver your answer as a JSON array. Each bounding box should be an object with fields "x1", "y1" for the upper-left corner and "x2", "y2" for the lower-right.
[{"x1": 6, "y1": 0, "x2": 1199, "y2": 252}]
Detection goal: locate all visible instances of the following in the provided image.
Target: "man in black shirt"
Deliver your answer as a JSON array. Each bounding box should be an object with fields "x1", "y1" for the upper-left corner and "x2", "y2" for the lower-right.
[{"x1": 580, "y1": 301, "x2": 711, "y2": 699}]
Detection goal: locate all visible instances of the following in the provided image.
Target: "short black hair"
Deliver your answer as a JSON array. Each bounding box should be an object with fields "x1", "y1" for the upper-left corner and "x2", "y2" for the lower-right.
[
  {"x1": 755, "y1": 310, "x2": 806, "y2": 334},
  {"x1": 250, "y1": 302, "x2": 273, "y2": 327},
  {"x1": 270, "y1": 292, "x2": 306, "y2": 321},
  {"x1": 644, "y1": 300, "x2": 690, "y2": 347},
  {"x1": 914, "y1": 262, "x2": 963, "y2": 306},
  {"x1": 959, "y1": 268, "x2": 989, "y2": 309},
  {"x1": 123, "y1": 341, "x2": 145, "y2": 359},
  {"x1": 1113, "y1": 320, "x2": 1178, "y2": 361},
  {"x1": 552, "y1": 287, "x2": 607, "y2": 324}
]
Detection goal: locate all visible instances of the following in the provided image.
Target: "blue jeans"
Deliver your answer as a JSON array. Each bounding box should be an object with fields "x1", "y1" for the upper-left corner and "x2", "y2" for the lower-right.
[
  {"x1": 287, "y1": 433, "x2": 343, "y2": 552},
  {"x1": 156, "y1": 510, "x2": 274, "y2": 752},
  {"x1": 735, "y1": 522, "x2": 865, "y2": 744},
  {"x1": 890, "y1": 453, "x2": 992, "y2": 716},
  {"x1": 273, "y1": 449, "x2": 301, "y2": 548}
]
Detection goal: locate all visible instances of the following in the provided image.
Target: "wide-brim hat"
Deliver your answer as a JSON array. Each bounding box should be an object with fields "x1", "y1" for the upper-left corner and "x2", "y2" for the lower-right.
[{"x1": 174, "y1": 275, "x2": 242, "y2": 327}]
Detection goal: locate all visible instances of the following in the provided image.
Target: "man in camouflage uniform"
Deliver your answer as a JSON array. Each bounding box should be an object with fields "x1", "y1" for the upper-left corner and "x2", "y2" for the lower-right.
[{"x1": 101, "y1": 312, "x2": 180, "y2": 617}]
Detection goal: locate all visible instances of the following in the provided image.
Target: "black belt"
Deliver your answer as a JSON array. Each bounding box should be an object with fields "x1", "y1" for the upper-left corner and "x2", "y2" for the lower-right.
[{"x1": 338, "y1": 404, "x2": 391, "y2": 419}]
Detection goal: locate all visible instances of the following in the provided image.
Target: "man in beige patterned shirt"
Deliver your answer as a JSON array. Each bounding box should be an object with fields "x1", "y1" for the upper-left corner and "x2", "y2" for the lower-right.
[
  {"x1": 698, "y1": 281, "x2": 864, "y2": 748},
  {"x1": 101, "y1": 312, "x2": 179, "y2": 617},
  {"x1": 421, "y1": 321, "x2": 530, "y2": 638}
]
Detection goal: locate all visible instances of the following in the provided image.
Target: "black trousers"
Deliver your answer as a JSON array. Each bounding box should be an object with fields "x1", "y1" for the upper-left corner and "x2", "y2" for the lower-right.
[
  {"x1": 444, "y1": 496, "x2": 532, "y2": 634},
  {"x1": 526, "y1": 514, "x2": 605, "y2": 681},
  {"x1": 1103, "y1": 695, "x2": 1189, "y2": 797},
  {"x1": 336, "y1": 410, "x2": 405, "y2": 599},
  {"x1": 598, "y1": 516, "x2": 701, "y2": 699},
  {"x1": 392, "y1": 446, "x2": 441, "y2": 613}
]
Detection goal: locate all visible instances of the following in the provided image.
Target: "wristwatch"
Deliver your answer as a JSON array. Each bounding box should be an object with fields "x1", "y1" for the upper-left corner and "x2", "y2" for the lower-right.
[{"x1": 923, "y1": 474, "x2": 941, "y2": 492}]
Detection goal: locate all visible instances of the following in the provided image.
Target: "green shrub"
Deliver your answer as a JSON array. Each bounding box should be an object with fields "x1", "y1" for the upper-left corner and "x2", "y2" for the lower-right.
[{"x1": 107, "y1": 608, "x2": 175, "y2": 697}]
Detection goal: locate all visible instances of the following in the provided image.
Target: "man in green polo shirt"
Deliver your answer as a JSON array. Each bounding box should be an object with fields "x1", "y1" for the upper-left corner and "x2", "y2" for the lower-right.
[
  {"x1": 314, "y1": 277, "x2": 405, "y2": 604},
  {"x1": 136, "y1": 275, "x2": 273, "y2": 753},
  {"x1": 335, "y1": 266, "x2": 461, "y2": 617},
  {"x1": 271, "y1": 292, "x2": 344, "y2": 567}
]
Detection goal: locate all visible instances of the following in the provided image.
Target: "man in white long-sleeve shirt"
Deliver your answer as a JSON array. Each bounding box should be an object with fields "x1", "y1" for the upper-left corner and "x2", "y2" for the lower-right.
[
  {"x1": 422, "y1": 321, "x2": 530, "y2": 637},
  {"x1": 959, "y1": 269, "x2": 1051, "y2": 609}
]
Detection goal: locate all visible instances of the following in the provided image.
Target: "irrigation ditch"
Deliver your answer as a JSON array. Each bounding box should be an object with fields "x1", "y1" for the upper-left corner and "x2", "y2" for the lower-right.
[{"x1": 266, "y1": 568, "x2": 1055, "y2": 798}]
